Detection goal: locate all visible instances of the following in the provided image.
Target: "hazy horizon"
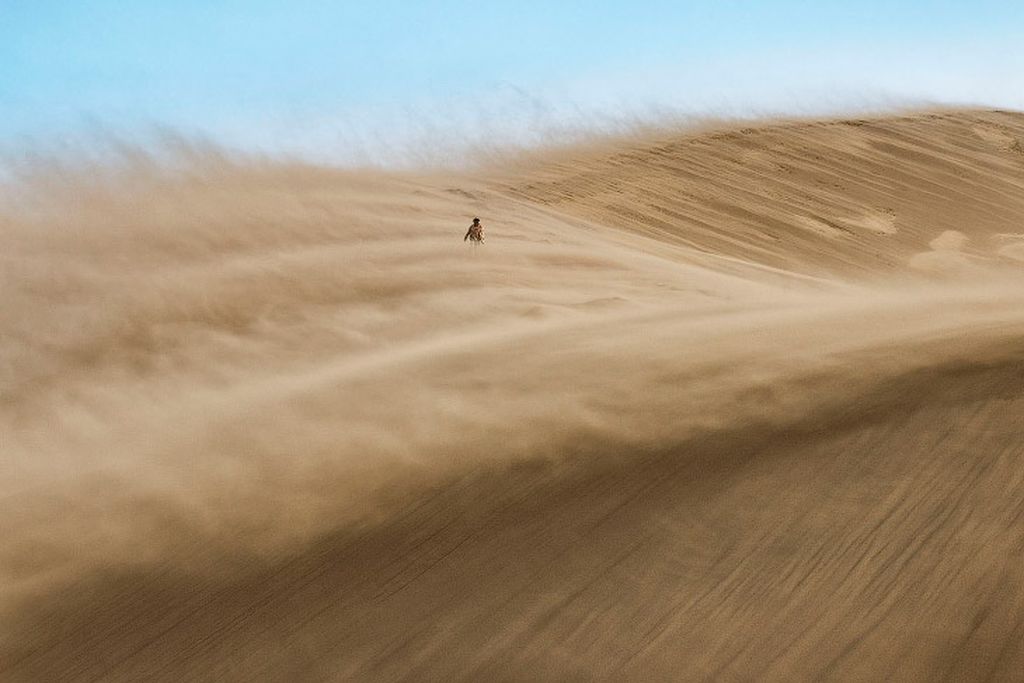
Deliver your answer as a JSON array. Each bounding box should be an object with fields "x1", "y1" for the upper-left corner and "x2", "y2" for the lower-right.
[{"x1": 4, "y1": 1, "x2": 1023, "y2": 162}]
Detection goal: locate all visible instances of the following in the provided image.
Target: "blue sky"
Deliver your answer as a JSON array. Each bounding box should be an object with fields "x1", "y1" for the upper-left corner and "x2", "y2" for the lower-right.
[{"x1": 2, "y1": 1, "x2": 1023, "y2": 161}]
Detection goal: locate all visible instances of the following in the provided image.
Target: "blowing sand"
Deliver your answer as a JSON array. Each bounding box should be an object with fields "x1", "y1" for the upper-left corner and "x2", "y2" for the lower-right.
[{"x1": 3, "y1": 109, "x2": 1024, "y2": 681}]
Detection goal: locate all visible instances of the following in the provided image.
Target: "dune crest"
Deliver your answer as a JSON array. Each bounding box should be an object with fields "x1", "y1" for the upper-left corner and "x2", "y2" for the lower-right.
[{"x1": 3, "y1": 109, "x2": 1024, "y2": 681}]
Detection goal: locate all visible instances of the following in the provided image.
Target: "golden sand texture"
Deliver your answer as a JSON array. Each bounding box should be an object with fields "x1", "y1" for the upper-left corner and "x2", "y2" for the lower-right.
[{"x1": 3, "y1": 109, "x2": 1024, "y2": 681}]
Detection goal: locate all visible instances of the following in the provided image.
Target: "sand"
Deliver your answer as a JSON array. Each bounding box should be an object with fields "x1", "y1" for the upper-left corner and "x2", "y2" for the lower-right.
[{"x1": 2, "y1": 109, "x2": 1024, "y2": 681}]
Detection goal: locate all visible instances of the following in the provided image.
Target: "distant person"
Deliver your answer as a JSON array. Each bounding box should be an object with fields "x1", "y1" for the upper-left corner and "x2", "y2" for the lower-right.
[{"x1": 464, "y1": 217, "x2": 485, "y2": 244}]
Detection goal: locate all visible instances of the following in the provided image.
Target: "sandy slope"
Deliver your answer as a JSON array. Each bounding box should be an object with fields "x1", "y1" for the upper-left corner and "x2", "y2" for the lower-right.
[{"x1": 2, "y1": 109, "x2": 1024, "y2": 681}]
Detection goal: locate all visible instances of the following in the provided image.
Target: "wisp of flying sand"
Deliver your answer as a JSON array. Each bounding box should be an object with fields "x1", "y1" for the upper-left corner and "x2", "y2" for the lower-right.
[{"x1": 3, "y1": 109, "x2": 1024, "y2": 681}]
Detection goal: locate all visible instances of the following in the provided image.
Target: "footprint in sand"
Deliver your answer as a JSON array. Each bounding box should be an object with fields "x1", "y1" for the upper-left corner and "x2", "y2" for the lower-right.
[
  {"x1": 796, "y1": 209, "x2": 896, "y2": 238},
  {"x1": 909, "y1": 230, "x2": 974, "y2": 274},
  {"x1": 991, "y1": 233, "x2": 1024, "y2": 262},
  {"x1": 845, "y1": 209, "x2": 897, "y2": 235}
]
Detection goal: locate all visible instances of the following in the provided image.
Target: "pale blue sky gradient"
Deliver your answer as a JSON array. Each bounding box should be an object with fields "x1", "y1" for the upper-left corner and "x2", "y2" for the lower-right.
[{"x1": 3, "y1": 1, "x2": 1023, "y2": 161}]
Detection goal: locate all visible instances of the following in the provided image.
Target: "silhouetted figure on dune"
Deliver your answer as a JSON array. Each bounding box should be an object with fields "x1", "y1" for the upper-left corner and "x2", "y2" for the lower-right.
[{"x1": 464, "y1": 217, "x2": 484, "y2": 244}]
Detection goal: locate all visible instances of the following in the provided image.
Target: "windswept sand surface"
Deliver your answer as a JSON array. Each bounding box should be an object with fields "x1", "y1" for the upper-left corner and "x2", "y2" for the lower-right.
[{"x1": 3, "y1": 109, "x2": 1024, "y2": 681}]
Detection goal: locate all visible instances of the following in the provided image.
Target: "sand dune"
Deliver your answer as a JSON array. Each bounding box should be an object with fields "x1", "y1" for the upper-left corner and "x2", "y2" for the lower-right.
[{"x1": 2, "y1": 109, "x2": 1024, "y2": 681}]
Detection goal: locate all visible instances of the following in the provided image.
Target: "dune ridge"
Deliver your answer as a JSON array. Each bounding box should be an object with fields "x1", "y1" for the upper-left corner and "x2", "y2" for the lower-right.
[{"x1": 2, "y1": 109, "x2": 1024, "y2": 681}]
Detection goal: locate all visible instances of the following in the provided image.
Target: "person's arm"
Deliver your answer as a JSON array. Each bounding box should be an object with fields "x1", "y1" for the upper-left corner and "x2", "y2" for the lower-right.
[{"x1": 464, "y1": 226, "x2": 472, "y2": 241}]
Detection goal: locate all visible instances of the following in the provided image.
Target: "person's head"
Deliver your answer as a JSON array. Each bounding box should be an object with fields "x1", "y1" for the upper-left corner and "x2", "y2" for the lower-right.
[{"x1": 472, "y1": 217, "x2": 480, "y2": 224}]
